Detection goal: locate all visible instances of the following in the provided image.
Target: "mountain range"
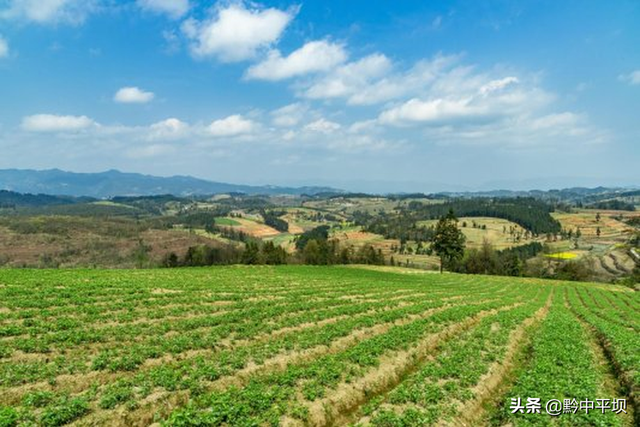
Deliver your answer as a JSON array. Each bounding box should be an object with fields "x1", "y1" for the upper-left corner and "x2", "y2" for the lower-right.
[{"x1": 0, "y1": 169, "x2": 340, "y2": 198}]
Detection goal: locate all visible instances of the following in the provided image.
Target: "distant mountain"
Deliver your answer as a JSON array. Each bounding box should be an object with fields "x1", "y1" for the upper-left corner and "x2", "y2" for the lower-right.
[
  {"x1": 0, "y1": 169, "x2": 341, "y2": 198},
  {"x1": 433, "y1": 186, "x2": 639, "y2": 204}
]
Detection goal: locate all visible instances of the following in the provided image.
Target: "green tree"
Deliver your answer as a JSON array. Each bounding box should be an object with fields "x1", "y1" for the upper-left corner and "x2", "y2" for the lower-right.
[
  {"x1": 261, "y1": 241, "x2": 287, "y2": 265},
  {"x1": 242, "y1": 241, "x2": 261, "y2": 265},
  {"x1": 432, "y1": 209, "x2": 466, "y2": 273},
  {"x1": 303, "y1": 239, "x2": 322, "y2": 265}
]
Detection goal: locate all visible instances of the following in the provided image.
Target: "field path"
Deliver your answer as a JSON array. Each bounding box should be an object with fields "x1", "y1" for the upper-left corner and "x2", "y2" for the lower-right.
[
  {"x1": 448, "y1": 292, "x2": 553, "y2": 426},
  {"x1": 282, "y1": 303, "x2": 523, "y2": 426}
]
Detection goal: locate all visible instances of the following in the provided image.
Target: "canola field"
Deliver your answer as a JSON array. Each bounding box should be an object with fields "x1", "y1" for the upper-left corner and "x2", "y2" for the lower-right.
[{"x1": 0, "y1": 266, "x2": 638, "y2": 426}]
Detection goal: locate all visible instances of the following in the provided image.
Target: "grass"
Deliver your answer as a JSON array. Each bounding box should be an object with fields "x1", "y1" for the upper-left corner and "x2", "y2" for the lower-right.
[
  {"x1": 0, "y1": 266, "x2": 636, "y2": 426},
  {"x1": 213, "y1": 217, "x2": 241, "y2": 226}
]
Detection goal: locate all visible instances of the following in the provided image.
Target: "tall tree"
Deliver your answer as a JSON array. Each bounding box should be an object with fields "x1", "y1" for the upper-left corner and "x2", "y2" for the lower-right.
[{"x1": 432, "y1": 209, "x2": 466, "y2": 273}]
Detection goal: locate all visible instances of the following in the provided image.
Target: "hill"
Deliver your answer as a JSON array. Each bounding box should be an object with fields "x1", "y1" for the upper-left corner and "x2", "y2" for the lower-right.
[{"x1": 0, "y1": 169, "x2": 340, "y2": 198}]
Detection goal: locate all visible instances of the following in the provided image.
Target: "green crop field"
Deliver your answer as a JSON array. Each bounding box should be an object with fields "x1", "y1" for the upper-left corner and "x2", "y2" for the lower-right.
[{"x1": 0, "y1": 266, "x2": 637, "y2": 426}]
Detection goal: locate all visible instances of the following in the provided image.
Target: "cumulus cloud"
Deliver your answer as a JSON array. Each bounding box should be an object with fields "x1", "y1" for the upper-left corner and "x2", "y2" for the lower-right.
[
  {"x1": 619, "y1": 70, "x2": 640, "y2": 85},
  {"x1": 114, "y1": 87, "x2": 155, "y2": 104},
  {"x1": 21, "y1": 114, "x2": 96, "y2": 132},
  {"x1": 300, "y1": 53, "x2": 462, "y2": 106},
  {"x1": 208, "y1": 114, "x2": 256, "y2": 137},
  {"x1": 0, "y1": 35, "x2": 8, "y2": 58},
  {"x1": 246, "y1": 40, "x2": 347, "y2": 81},
  {"x1": 137, "y1": 0, "x2": 190, "y2": 19},
  {"x1": 303, "y1": 53, "x2": 392, "y2": 101},
  {"x1": 148, "y1": 118, "x2": 189, "y2": 140},
  {"x1": 379, "y1": 74, "x2": 550, "y2": 126},
  {"x1": 182, "y1": 2, "x2": 295, "y2": 62},
  {"x1": 304, "y1": 118, "x2": 341, "y2": 134},
  {"x1": 0, "y1": 0, "x2": 98, "y2": 25}
]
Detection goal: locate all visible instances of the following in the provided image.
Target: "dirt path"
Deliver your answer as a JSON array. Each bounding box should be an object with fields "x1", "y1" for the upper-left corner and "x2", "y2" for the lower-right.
[
  {"x1": 448, "y1": 293, "x2": 553, "y2": 426},
  {"x1": 280, "y1": 303, "x2": 523, "y2": 427},
  {"x1": 72, "y1": 303, "x2": 468, "y2": 427},
  {"x1": 567, "y1": 294, "x2": 639, "y2": 426},
  {"x1": 573, "y1": 314, "x2": 635, "y2": 426}
]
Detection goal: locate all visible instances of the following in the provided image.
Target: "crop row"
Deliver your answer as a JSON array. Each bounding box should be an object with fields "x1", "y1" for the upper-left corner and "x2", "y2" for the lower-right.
[
  {"x1": 360, "y1": 287, "x2": 550, "y2": 425},
  {"x1": 162, "y1": 297, "x2": 525, "y2": 426}
]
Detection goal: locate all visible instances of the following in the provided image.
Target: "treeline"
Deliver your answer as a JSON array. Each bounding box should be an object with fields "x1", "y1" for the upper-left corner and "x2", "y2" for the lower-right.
[
  {"x1": 162, "y1": 243, "x2": 243, "y2": 267},
  {"x1": 405, "y1": 198, "x2": 561, "y2": 235},
  {"x1": 299, "y1": 239, "x2": 384, "y2": 265},
  {"x1": 0, "y1": 190, "x2": 87, "y2": 208},
  {"x1": 586, "y1": 200, "x2": 636, "y2": 211},
  {"x1": 294, "y1": 225, "x2": 385, "y2": 265},
  {"x1": 162, "y1": 241, "x2": 287, "y2": 267},
  {"x1": 261, "y1": 210, "x2": 289, "y2": 232},
  {"x1": 452, "y1": 242, "x2": 544, "y2": 277},
  {"x1": 163, "y1": 229, "x2": 385, "y2": 268},
  {"x1": 354, "y1": 211, "x2": 434, "y2": 243}
]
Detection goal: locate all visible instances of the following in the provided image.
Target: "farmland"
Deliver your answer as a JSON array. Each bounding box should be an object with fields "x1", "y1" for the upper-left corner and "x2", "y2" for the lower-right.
[
  {"x1": 0, "y1": 266, "x2": 637, "y2": 426},
  {"x1": 417, "y1": 217, "x2": 530, "y2": 250}
]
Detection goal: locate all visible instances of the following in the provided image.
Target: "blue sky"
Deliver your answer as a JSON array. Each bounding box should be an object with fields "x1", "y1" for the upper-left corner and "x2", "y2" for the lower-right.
[{"x1": 0, "y1": 0, "x2": 639, "y2": 192}]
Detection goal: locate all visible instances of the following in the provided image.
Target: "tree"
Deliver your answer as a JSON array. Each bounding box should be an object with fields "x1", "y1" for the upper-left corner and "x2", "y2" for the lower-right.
[
  {"x1": 596, "y1": 212, "x2": 601, "y2": 222},
  {"x1": 303, "y1": 239, "x2": 322, "y2": 265},
  {"x1": 261, "y1": 241, "x2": 287, "y2": 265},
  {"x1": 162, "y1": 252, "x2": 179, "y2": 268},
  {"x1": 596, "y1": 227, "x2": 601, "y2": 238},
  {"x1": 242, "y1": 241, "x2": 261, "y2": 265},
  {"x1": 431, "y1": 209, "x2": 466, "y2": 273}
]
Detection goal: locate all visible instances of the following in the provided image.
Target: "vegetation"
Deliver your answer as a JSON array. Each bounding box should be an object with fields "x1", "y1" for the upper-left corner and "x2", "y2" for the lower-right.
[
  {"x1": 407, "y1": 198, "x2": 562, "y2": 235},
  {"x1": 261, "y1": 210, "x2": 289, "y2": 232},
  {"x1": 0, "y1": 266, "x2": 635, "y2": 426},
  {"x1": 432, "y1": 209, "x2": 466, "y2": 272},
  {"x1": 587, "y1": 200, "x2": 636, "y2": 211},
  {"x1": 0, "y1": 190, "x2": 637, "y2": 284}
]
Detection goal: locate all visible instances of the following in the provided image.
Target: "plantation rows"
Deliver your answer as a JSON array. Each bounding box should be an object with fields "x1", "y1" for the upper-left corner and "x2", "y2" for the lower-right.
[{"x1": 0, "y1": 266, "x2": 637, "y2": 426}]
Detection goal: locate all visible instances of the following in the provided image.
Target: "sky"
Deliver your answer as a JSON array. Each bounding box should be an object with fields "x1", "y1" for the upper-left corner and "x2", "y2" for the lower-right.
[{"x1": 0, "y1": 0, "x2": 639, "y2": 192}]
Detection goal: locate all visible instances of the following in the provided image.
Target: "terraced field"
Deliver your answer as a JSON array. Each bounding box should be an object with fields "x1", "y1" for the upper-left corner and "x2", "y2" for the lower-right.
[{"x1": 0, "y1": 266, "x2": 637, "y2": 426}]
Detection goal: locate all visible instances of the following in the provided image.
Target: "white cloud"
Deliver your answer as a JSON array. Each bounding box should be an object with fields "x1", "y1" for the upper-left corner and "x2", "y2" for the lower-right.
[
  {"x1": 0, "y1": 35, "x2": 8, "y2": 58},
  {"x1": 137, "y1": 0, "x2": 190, "y2": 19},
  {"x1": 479, "y1": 76, "x2": 519, "y2": 95},
  {"x1": 0, "y1": 0, "x2": 97, "y2": 25},
  {"x1": 304, "y1": 118, "x2": 341, "y2": 134},
  {"x1": 21, "y1": 114, "x2": 96, "y2": 132},
  {"x1": 208, "y1": 114, "x2": 256, "y2": 137},
  {"x1": 246, "y1": 40, "x2": 347, "y2": 81},
  {"x1": 619, "y1": 70, "x2": 640, "y2": 85},
  {"x1": 148, "y1": 118, "x2": 189, "y2": 140},
  {"x1": 114, "y1": 87, "x2": 155, "y2": 104},
  {"x1": 301, "y1": 53, "x2": 462, "y2": 106},
  {"x1": 530, "y1": 112, "x2": 580, "y2": 131},
  {"x1": 379, "y1": 98, "x2": 481, "y2": 125},
  {"x1": 182, "y1": 2, "x2": 295, "y2": 62},
  {"x1": 303, "y1": 53, "x2": 392, "y2": 101},
  {"x1": 271, "y1": 103, "x2": 309, "y2": 127},
  {"x1": 378, "y1": 74, "x2": 551, "y2": 126}
]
